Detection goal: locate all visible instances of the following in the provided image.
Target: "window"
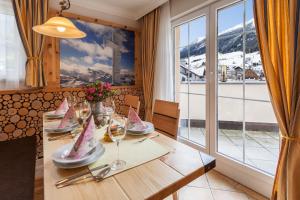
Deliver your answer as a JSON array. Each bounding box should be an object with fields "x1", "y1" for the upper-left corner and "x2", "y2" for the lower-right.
[
  {"x1": 174, "y1": 15, "x2": 207, "y2": 147},
  {"x1": 0, "y1": 0, "x2": 26, "y2": 90},
  {"x1": 216, "y1": 0, "x2": 279, "y2": 175}
]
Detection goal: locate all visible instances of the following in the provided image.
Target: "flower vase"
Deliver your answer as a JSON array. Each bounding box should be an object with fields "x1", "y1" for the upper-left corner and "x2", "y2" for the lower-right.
[
  {"x1": 89, "y1": 101, "x2": 103, "y2": 116},
  {"x1": 89, "y1": 101, "x2": 109, "y2": 128}
]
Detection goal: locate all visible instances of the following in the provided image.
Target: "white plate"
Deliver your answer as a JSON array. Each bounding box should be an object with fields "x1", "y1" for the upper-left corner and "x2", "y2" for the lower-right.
[
  {"x1": 101, "y1": 107, "x2": 114, "y2": 115},
  {"x1": 44, "y1": 121, "x2": 78, "y2": 133},
  {"x1": 52, "y1": 142, "x2": 105, "y2": 169},
  {"x1": 53, "y1": 149, "x2": 105, "y2": 169},
  {"x1": 45, "y1": 111, "x2": 65, "y2": 119},
  {"x1": 96, "y1": 108, "x2": 114, "y2": 117},
  {"x1": 127, "y1": 122, "x2": 154, "y2": 135},
  {"x1": 45, "y1": 126, "x2": 75, "y2": 133},
  {"x1": 52, "y1": 141, "x2": 102, "y2": 164},
  {"x1": 128, "y1": 121, "x2": 151, "y2": 133}
]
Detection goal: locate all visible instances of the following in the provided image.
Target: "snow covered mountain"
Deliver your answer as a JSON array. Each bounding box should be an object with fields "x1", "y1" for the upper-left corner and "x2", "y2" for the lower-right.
[
  {"x1": 180, "y1": 19, "x2": 257, "y2": 58},
  {"x1": 218, "y1": 19, "x2": 258, "y2": 54},
  {"x1": 180, "y1": 19, "x2": 264, "y2": 82}
]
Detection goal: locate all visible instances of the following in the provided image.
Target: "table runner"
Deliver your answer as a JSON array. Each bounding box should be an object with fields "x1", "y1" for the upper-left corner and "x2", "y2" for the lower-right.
[{"x1": 89, "y1": 127, "x2": 171, "y2": 177}]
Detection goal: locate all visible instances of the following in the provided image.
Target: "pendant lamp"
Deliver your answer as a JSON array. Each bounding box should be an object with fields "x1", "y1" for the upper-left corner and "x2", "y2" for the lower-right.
[{"x1": 33, "y1": 0, "x2": 86, "y2": 38}]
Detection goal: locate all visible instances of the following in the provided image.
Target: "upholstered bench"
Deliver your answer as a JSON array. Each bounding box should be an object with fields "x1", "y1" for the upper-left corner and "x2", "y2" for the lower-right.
[{"x1": 0, "y1": 136, "x2": 36, "y2": 200}]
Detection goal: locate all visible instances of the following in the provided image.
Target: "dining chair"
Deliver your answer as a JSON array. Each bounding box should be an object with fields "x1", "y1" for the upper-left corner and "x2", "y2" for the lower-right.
[
  {"x1": 152, "y1": 99, "x2": 180, "y2": 140},
  {"x1": 152, "y1": 99, "x2": 180, "y2": 200},
  {"x1": 120, "y1": 95, "x2": 140, "y2": 116}
]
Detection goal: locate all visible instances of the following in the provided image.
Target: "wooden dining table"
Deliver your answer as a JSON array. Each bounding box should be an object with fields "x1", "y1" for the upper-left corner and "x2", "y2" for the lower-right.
[{"x1": 43, "y1": 116, "x2": 216, "y2": 200}]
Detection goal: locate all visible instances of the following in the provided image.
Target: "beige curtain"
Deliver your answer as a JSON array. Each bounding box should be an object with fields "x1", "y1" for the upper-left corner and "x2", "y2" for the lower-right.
[
  {"x1": 12, "y1": 0, "x2": 48, "y2": 87},
  {"x1": 254, "y1": 0, "x2": 300, "y2": 199},
  {"x1": 141, "y1": 8, "x2": 160, "y2": 121}
]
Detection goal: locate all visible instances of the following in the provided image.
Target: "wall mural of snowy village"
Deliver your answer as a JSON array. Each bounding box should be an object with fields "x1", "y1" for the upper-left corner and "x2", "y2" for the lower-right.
[
  {"x1": 60, "y1": 19, "x2": 135, "y2": 87},
  {"x1": 180, "y1": 19, "x2": 263, "y2": 83}
]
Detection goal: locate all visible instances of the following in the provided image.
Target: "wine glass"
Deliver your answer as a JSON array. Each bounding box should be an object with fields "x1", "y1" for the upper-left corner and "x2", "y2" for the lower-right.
[
  {"x1": 111, "y1": 100, "x2": 116, "y2": 113},
  {"x1": 104, "y1": 98, "x2": 116, "y2": 115},
  {"x1": 107, "y1": 116, "x2": 128, "y2": 170},
  {"x1": 108, "y1": 99, "x2": 116, "y2": 119},
  {"x1": 76, "y1": 101, "x2": 91, "y2": 129},
  {"x1": 67, "y1": 95, "x2": 77, "y2": 107}
]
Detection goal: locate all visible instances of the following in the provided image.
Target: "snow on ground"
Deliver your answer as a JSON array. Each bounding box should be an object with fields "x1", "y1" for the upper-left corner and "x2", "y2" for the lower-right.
[{"x1": 180, "y1": 51, "x2": 263, "y2": 80}]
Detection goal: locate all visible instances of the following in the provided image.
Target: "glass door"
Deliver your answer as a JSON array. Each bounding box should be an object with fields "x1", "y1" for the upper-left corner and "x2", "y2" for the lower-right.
[
  {"x1": 174, "y1": 9, "x2": 209, "y2": 152},
  {"x1": 172, "y1": 0, "x2": 279, "y2": 196},
  {"x1": 215, "y1": 0, "x2": 279, "y2": 176}
]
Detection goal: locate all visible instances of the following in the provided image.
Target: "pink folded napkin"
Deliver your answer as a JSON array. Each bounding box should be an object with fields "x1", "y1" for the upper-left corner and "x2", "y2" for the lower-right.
[
  {"x1": 55, "y1": 98, "x2": 69, "y2": 115},
  {"x1": 68, "y1": 115, "x2": 96, "y2": 159},
  {"x1": 58, "y1": 105, "x2": 76, "y2": 129},
  {"x1": 128, "y1": 107, "x2": 147, "y2": 130}
]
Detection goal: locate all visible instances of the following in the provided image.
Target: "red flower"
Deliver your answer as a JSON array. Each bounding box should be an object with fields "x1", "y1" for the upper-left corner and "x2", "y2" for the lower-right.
[
  {"x1": 84, "y1": 81, "x2": 116, "y2": 102},
  {"x1": 103, "y1": 82, "x2": 111, "y2": 90},
  {"x1": 87, "y1": 87, "x2": 96, "y2": 94},
  {"x1": 86, "y1": 95, "x2": 93, "y2": 101}
]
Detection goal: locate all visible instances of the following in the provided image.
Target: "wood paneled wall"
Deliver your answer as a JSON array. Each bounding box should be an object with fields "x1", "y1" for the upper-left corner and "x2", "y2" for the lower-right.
[{"x1": 0, "y1": 87, "x2": 144, "y2": 158}]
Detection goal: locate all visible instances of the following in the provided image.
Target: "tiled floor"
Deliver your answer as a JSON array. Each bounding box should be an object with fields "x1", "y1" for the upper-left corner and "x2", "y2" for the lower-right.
[
  {"x1": 166, "y1": 170, "x2": 268, "y2": 200},
  {"x1": 179, "y1": 127, "x2": 279, "y2": 175}
]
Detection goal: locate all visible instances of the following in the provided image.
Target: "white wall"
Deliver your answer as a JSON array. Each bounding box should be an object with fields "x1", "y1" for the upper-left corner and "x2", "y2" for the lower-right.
[
  {"x1": 49, "y1": 1, "x2": 140, "y2": 29},
  {"x1": 170, "y1": 0, "x2": 217, "y2": 19}
]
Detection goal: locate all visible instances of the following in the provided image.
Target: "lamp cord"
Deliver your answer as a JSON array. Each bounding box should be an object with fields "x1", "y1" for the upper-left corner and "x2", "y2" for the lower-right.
[{"x1": 58, "y1": 0, "x2": 71, "y2": 16}]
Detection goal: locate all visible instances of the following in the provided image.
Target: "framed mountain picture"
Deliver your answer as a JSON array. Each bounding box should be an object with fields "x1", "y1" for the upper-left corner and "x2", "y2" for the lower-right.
[{"x1": 60, "y1": 18, "x2": 135, "y2": 87}]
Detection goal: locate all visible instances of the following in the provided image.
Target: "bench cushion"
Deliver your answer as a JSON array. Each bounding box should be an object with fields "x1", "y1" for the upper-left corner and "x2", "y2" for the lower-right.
[{"x1": 0, "y1": 136, "x2": 36, "y2": 200}]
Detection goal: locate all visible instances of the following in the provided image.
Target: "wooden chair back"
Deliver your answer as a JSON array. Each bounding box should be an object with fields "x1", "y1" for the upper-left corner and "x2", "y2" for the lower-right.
[
  {"x1": 120, "y1": 95, "x2": 140, "y2": 116},
  {"x1": 152, "y1": 99, "x2": 180, "y2": 139}
]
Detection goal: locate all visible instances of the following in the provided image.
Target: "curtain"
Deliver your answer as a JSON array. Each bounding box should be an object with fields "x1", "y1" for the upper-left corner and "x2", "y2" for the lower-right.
[
  {"x1": 153, "y1": 2, "x2": 174, "y2": 101},
  {"x1": 0, "y1": 0, "x2": 26, "y2": 90},
  {"x1": 141, "y1": 8, "x2": 160, "y2": 121},
  {"x1": 253, "y1": 0, "x2": 300, "y2": 199},
  {"x1": 12, "y1": 0, "x2": 48, "y2": 87}
]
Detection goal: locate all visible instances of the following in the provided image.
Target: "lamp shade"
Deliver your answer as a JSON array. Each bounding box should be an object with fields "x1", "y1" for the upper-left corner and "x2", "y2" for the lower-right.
[{"x1": 32, "y1": 16, "x2": 86, "y2": 38}]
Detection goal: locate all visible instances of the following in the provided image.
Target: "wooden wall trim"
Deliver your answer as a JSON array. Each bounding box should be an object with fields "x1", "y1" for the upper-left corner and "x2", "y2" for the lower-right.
[{"x1": 61, "y1": 11, "x2": 140, "y2": 32}]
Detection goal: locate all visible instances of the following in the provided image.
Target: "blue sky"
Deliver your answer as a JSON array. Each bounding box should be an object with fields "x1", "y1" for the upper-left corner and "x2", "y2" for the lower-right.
[
  {"x1": 179, "y1": 0, "x2": 254, "y2": 47},
  {"x1": 60, "y1": 19, "x2": 135, "y2": 71}
]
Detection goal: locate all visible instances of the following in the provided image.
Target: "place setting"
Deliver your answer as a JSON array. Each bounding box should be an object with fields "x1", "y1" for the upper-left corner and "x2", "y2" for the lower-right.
[
  {"x1": 52, "y1": 114, "x2": 110, "y2": 189},
  {"x1": 44, "y1": 98, "x2": 69, "y2": 119},
  {"x1": 126, "y1": 107, "x2": 155, "y2": 136},
  {"x1": 52, "y1": 115, "x2": 105, "y2": 170},
  {"x1": 44, "y1": 98, "x2": 92, "y2": 141}
]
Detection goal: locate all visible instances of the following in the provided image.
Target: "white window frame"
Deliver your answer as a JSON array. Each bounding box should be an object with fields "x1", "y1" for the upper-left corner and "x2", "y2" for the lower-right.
[
  {"x1": 172, "y1": 7, "x2": 210, "y2": 155},
  {"x1": 172, "y1": 0, "x2": 275, "y2": 197}
]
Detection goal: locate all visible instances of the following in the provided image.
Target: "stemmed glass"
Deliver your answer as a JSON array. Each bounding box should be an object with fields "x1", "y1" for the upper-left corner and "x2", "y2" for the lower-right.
[
  {"x1": 104, "y1": 98, "x2": 116, "y2": 115},
  {"x1": 109, "y1": 99, "x2": 116, "y2": 118},
  {"x1": 111, "y1": 100, "x2": 116, "y2": 114},
  {"x1": 108, "y1": 116, "x2": 128, "y2": 170},
  {"x1": 75, "y1": 101, "x2": 91, "y2": 130},
  {"x1": 67, "y1": 95, "x2": 77, "y2": 107}
]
